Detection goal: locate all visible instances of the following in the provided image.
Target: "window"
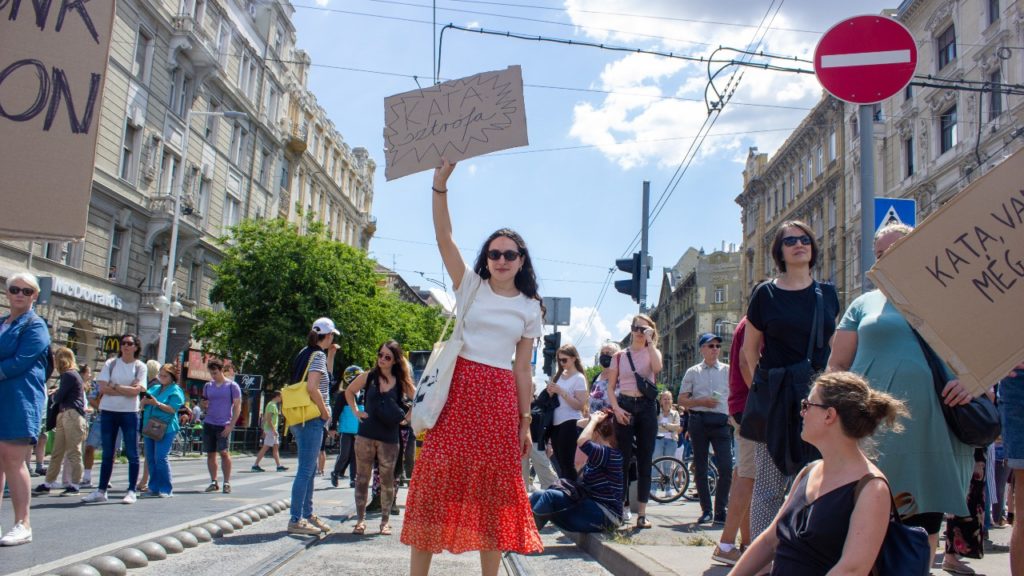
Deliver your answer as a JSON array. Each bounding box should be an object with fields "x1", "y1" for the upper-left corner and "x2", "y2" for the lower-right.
[
  {"x1": 258, "y1": 146, "x2": 272, "y2": 187},
  {"x1": 714, "y1": 286, "x2": 725, "y2": 304},
  {"x1": 205, "y1": 98, "x2": 220, "y2": 140},
  {"x1": 168, "y1": 69, "x2": 192, "y2": 117},
  {"x1": 44, "y1": 241, "x2": 80, "y2": 267},
  {"x1": 119, "y1": 122, "x2": 140, "y2": 182},
  {"x1": 937, "y1": 24, "x2": 956, "y2": 70},
  {"x1": 197, "y1": 176, "x2": 210, "y2": 217},
  {"x1": 989, "y1": 0, "x2": 1000, "y2": 26},
  {"x1": 229, "y1": 122, "x2": 247, "y2": 165},
  {"x1": 237, "y1": 48, "x2": 251, "y2": 92},
  {"x1": 132, "y1": 28, "x2": 153, "y2": 82},
  {"x1": 940, "y1": 105, "x2": 958, "y2": 154},
  {"x1": 279, "y1": 155, "x2": 289, "y2": 189},
  {"x1": 828, "y1": 129, "x2": 836, "y2": 161},
  {"x1": 872, "y1": 103, "x2": 883, "y2": 122},
  {"x1": 798, "y1": 166, "x2": 804, "y2": 191},
  {"x1": 990, "y1": 69, "x2": 1003, "y2": 120},
  {"x1": 828, "y1": 194, "x2": 836, "y2": 230},
  {"x1": 905, "y1": 136, "x2": 915, "y2": 177},
  {"x1": 273, "y1": 28, "x2": 284, "y2": 55},
  {"x1": 780, "y1": 181, "x2": 786, "y2": 207},
  {"x1": 904, "y1": 83, "x2": 913, "y2": 101},
  {"x1": 159, "y1": 151, "x2": 180, "y2": 197},
  {"x1": 816, "y1": 145, "x2": 823, "y2": 175},
  {"x1": 246, "y1": 58, "x2": 258, "y2": 100},
  {"x1": 216, "y1": 17, "x2": 231, "y2": 64},
  {"x1": 187, "y1": 262, "x2": 202, "y2": 301},
  {"x1": 265, "y1": 84, "x2": 280, "y2": 123},
  {"x1": 108, "y1": 226, "x2": 126, "y2": 282},
  {"x1": 224, "y1": 174, "x2": 242, "y2": 232}
]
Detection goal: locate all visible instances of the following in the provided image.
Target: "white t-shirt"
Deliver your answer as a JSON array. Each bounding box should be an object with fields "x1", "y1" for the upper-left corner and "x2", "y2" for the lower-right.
[
  {"x1": 457, "y1": 271, "x2": 543, "y2": 369},
  {"x1": 552, "y1": 372, "x2": 586, "y2": 425},
  {"x1": 97, "y1": 357, "x2": 146, "y2": 413}
]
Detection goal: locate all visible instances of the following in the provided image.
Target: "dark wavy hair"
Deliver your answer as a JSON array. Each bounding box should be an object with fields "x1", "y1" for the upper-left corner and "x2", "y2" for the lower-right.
[
  {"x1": 472, "y1": 228, "x2": 542, "y2": 307},
  {"x1": 369, "y1": 340, "x2": 415, "y2": 400},
  {"x1": 594, "y1": 409, "x2": 618, "y2": 449},
  {"x1": 771, "y1": 220, "x2": 818, "y2": 273}
]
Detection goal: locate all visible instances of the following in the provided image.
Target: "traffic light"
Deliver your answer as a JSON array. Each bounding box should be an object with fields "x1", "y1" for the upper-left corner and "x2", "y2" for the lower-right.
[
  {"x1": 542, "y1": 331, "x2": 561, "y2": 376},
  {"x1": 615, "y1": 253, "x2": 642, "y2": 302}
]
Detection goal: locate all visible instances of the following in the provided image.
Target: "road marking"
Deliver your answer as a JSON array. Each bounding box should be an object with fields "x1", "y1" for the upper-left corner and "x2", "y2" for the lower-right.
[{"x1": 819, "y1": 49, "x2": 911, "y2": 68}]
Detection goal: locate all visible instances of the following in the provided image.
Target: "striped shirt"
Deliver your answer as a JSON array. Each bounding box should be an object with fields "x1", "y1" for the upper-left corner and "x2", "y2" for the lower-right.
[
  {"x1": 308, "y1": 350, "x2": 331, "y2": 419},
  {"x1": 579, "y1": 441, "x2": 624, "y2": 519}
]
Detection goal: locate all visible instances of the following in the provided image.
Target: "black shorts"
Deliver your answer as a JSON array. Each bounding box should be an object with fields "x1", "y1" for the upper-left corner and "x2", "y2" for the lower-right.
[{"x1": 202, "y1": 423, "x2": 230, "y2": 453}]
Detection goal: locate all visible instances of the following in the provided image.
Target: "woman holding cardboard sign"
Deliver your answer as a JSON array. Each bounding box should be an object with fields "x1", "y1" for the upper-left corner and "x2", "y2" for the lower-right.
[
  {"x1": 828, "y1": 222, "x2": 973, "y2": 570},
  {"x1": 401, "y1": 159, "x2": 544, "y2": 576}
]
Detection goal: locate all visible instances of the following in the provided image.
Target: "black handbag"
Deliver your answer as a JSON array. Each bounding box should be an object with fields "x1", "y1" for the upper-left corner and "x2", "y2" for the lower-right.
[
  {"x1": 624, "y1": 350, "x2": 659, "y2": 401},
  {"x1": 910, "y1": 329, "x2": 1001, "y2": 448},
  {"x1": 740, "y1": 282, "x2": 823, "y2": 444},
  {"x1": 854, "y1": 474, "x2": 931, "y2": 576}
]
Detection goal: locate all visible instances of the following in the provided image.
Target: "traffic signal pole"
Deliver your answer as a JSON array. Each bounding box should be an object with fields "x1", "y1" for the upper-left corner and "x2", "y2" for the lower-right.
[{"x1": 640, "y1": 180, "x2": 650, "y2": 313}]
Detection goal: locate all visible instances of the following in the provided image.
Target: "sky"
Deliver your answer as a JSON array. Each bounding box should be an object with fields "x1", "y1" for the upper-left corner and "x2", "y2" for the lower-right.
[{"x1": 289, "y1": 0, "x2": 893, "y2": 368}]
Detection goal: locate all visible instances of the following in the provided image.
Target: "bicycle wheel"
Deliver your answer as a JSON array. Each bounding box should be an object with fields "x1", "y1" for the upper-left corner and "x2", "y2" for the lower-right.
[
  {"x1": 683, "y1": 459, "x2": 719, "y2": 502},
  {"x1": 650, "y1": 456, "x2": 689, "y2": 503}
]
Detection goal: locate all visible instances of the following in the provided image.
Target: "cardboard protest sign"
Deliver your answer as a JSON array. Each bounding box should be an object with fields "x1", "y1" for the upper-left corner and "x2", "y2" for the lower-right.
[
  {"x1": 383, "y1": 65, "x2": 528, "y2": 181},
  {"x1": 867, "y1": 149, "x2": 1024, "y2": 396},
  {"x1": 0, "y1": 0, "x2": 116, "y2": 240}
]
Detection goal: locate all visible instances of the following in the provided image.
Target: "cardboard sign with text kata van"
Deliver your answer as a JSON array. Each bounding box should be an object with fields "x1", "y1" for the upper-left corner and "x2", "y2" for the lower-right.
[
  {"x1": 383, "y1": 65, "x2": 528, "y2": 181},
  {"x1": 0, "y1": 0, "x2": 116, "y2": 240},
  {"x1": 868, "y1": 149, "x2": 1024, "y2": 396}
]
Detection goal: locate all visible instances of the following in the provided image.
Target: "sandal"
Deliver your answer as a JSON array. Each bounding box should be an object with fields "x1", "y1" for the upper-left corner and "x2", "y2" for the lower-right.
[
  {"x1": 636, "y1": 515, "x2": 652, "y2": 529},
  {"x1": 352, "y1": 522, "x2": 366, "y2": 535},
  {"x1": 380, "y1": 523, "x2": 392, "y2": 536}
]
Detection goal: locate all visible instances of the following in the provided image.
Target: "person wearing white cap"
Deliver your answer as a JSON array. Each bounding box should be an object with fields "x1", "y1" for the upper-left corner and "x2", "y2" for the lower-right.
[{"x1": 285, "y1": 317, "x2": 338, "y2": 535}]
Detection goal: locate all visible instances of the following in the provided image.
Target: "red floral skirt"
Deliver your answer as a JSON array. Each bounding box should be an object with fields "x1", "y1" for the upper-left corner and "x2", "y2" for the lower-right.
[{"x1": 401, "y1": 357, "x2": 542, "y2": 554}]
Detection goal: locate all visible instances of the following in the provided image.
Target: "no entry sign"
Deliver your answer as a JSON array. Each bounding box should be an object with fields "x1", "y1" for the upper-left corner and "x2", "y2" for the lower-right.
[{"x1": 814, "y1": 15, "x2": 917, "y2": 105}]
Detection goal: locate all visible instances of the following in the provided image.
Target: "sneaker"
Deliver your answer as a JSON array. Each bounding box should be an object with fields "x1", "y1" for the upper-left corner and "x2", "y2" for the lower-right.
[
  {"x1": 623, "y1": 510, "x2": 632, "y2": 523},
  {"x1": 330, "y1": 472, "x2": 339, "y2": 487},
  {"x1": 80, "y1": 478, "x2": 92, "y2": 488},
  {"x1": 158, "y1": 493, "x2": 173, "y2": 498},
  {"x1": 391, "y1": 502, "x2": 400, "y2": 516},
  {"x1": 32, "y1": 483, "x2": 50, "y2": 495},
  {"x1": 204, "y1": 482, "x2": 219, "y2": 493},
  {"x1": 287, "y1": 519, "x2": 322, "y2": 536},
  {"x1": 276, "y1": 465, "x2": 289, "y2": 472},
  {"x1": 712, "y1": 544, "x2": 742, "y2": 566},
  {"x1": 33, "y1": 466, "x2": 46, "y2": 477},
  {"x1": 60, "y1": 486, "x2": 80, "y2": 496},
  {"x1": 942, "y1": 555, "x2": 976, "y2": 575},
  {"x1": 122, "y1": 491, "x2": 137, "y2": 505},
  {"x1": 222, "y1": 483, "x2": 232, "y2": 494},
  {"x1": 308, "y1": 514, "x2": 332, "y2": 533},
  {"x1": 81, "y1": 490, "x2": 107, "y2": 504},
  {"x1": 251, "y1": 465, "x2": 265, "y2": 472},
  {"x1": 697, "y1": 512, "x2": 714, "y2": 524},
  {"x1": 0, "y1": 522, "x2": 32, "y2": 546},
  {"x1": 713, "y1": 512, "x2": 727, "y2": 525}
]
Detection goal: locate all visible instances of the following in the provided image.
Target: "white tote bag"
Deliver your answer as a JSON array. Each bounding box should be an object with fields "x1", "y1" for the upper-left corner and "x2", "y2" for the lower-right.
[{"x1": 411, "y1": 272, "x2": 482, "y2": 434}]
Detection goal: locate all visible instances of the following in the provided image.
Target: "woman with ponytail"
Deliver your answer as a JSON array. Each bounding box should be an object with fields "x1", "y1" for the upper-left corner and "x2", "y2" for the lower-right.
[
  {"x1": 731, "y1": 371, "x2": 909, "y2": 576},
  {"x1": 546, "y1": 344, "x2": 588, "y2": 481}
]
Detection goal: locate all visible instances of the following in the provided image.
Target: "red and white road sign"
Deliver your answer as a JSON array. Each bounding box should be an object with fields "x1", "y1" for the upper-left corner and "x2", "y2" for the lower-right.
[{"x1": 814, "y1": 15, "x2": 917, "y2": 105}]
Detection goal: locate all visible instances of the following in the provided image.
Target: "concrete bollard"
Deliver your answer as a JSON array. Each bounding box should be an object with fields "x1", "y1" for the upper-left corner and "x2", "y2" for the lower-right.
[
  {"x1": 251, "y1": 507, "x2": 269, "y2": 519},
  {"x1": 261, "y1": 504, "x2": 276, "y2": 516},
  {"x1": 56, "y1": 564, "x2": 101, "y2": 576},
  {"x1": 87, "y1": 556, "x2": 126, "y2": 576},
  {"x1": 112, "y1": 548, "x2": 149, "y2": 568},
  {"x1": 201, "y1": 522, "x2": 224, "y2": 538},
  {"x1": 155, "y1": 536, "x2": 184, "y2": 554},
  {"x1": 214, "y1": 519, "x2": 235, "y2": 535},
  {"x1": 235, "y1": 512, "x2": 253, "y2": 525},
  {"x1": 134, "y1": 541, "x2": 167, "y2": 561},
  {"x1": 225, "y1": 516, "x2": 244, "y2": 529},
  {"x1": 173, "y1": 530, "x2": 200, "y2": 548}
]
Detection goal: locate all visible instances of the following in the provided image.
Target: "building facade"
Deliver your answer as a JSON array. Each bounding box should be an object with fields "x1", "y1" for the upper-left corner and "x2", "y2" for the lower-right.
[
  {"x1": 0, "y1": 0, "x2": 376, "y2": 367},
  {"x1": 736, "y1": 94, "x2": 849, "y2": 308},
  {"x1": 650, "y1": 245, "x2": 744, "y2": 389}
]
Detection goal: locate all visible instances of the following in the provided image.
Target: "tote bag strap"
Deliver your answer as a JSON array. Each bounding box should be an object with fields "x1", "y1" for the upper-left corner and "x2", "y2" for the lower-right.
[
  {"x1": 805, "y1": 281, "x2": 824, "y2": 362},
  {"x1": 434, "y1": 272, "x2": 483, "y2": 346}
]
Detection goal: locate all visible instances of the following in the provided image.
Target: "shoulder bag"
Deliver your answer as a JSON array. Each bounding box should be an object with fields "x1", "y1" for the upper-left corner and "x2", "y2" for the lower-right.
[
  {"x1": 411, "y1": 272, "x2": 482, "y2": 434},
  {"x1": 281, "y1": 354, "x2": 320, "y2": 426},
  {"x1": 624, "y1": 349, "x2": 659, "y2": 401},
  {"x1": 853, "y1": 474, "x2": 931, "y2": 576},
  {"x1": 910, "y1": 328, "x2": 1001, "y2": 448},
  {"x1": 141, "y1": 385, "x2": 177, "y2": 441}
]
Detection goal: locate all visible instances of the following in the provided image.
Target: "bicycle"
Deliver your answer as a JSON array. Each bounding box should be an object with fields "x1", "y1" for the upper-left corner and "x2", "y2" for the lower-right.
[{"x1": 649, "y1": 455, "x2": 719, "y2": 503}]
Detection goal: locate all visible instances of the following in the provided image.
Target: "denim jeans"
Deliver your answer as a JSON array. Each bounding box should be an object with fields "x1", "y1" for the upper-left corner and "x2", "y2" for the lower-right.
[
  {"x1": 100, "y1": 410, "x2": 139, "y2": 492},
  {"x1": 529, "y1": 489, "x2": 613, "y2": 533},
  {"x1": 144, "y1": 430, "x2": 176, "y2": 495},
  {"x1": 290, "y1": 418, "x2": 325, "y2": 523}
]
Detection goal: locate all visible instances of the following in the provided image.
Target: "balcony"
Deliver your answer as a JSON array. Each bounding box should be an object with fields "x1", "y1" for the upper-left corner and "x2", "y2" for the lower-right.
[
  {"x1": 169, "y1": 15, "x2": 219, "y2": 82},
  {"x1": 285, "y1": 121, "x2": 308, "y2": 155}
]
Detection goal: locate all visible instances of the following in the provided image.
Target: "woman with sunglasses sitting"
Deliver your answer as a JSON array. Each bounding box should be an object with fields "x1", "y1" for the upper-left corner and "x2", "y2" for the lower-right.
[
  {"x1": 402, "y1": 159, "x2": 545, "y2": 576},
  {"x1": 344, "y1": 340, "x2": 414, "y2": 536},
  {"x1": 0, "y1": 272, "x2": 51, "y2": 546},
  {"x1": 82, "y1": 333, "x2": 147, "y2": 505},
  {"x1": 730, "y1": 371, "x2": 907, "y2": 576}
]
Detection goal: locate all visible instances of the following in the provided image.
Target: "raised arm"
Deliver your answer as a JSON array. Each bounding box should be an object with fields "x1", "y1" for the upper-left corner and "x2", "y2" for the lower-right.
[{"x1": 432, "y1": 159, "x2": 466, "y2": 290}]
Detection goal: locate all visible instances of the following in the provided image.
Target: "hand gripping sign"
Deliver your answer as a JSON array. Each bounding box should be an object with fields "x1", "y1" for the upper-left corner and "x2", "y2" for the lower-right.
[{"x1": 383, "y1": 65, "x2": 528, "y2": 181}]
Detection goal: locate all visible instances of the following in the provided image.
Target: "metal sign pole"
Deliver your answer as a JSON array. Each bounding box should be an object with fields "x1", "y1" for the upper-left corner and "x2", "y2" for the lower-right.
[{"x1": 859, "y1": 104, "x2": 876, "y2": 293}]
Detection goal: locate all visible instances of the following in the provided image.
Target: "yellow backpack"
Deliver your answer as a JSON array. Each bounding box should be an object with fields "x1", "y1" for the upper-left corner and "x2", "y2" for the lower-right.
[{"x1": 281, "y1": 355, "x2": 319, "y2": 426}]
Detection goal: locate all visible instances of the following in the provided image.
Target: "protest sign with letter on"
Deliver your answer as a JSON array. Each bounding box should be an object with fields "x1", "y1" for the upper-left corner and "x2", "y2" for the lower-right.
[
  {"x1": 867, "y1": 149, "x2": 1024, "y2": 396},
  {"x1": 383, "y1": 65, "x2": 528, "y2": 181},
  {"x1": 0, "y1": 0, "x2": 116, "y2": 240}
]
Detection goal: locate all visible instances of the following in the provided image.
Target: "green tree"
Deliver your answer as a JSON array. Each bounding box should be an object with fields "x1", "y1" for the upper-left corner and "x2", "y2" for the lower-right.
[{"x1": 194, "y1": 218, "x2": 446, "y2": 387}]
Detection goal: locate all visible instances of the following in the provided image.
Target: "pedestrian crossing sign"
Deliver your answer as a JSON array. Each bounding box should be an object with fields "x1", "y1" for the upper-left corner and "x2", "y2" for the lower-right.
[{"x1": 874, "y1": 198, "x2": 916, "y2": 232}]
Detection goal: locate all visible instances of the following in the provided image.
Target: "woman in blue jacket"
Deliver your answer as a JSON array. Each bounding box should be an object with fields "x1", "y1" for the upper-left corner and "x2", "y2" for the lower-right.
[{"x1": 0, "y1": 272, "x2": 52, "y2": 547}]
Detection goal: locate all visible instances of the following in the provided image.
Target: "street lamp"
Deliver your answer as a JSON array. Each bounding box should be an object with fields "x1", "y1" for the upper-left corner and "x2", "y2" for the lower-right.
[{"x1": 157, "y1": 107, "x2": 247, "y2": 363}]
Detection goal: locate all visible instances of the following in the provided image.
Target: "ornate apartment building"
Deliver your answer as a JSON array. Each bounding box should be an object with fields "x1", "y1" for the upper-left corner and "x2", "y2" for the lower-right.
[
  {"x1": 0, "y1": 0, "x2": 376, "y2": 367},
  {"x1": 736, "y1": 95, "x2": 849, "y2": 307}
]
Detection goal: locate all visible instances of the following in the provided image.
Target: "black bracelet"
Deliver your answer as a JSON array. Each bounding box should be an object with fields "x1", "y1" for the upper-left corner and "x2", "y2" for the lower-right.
[{"x1": 432, "y1": 186, "x2": 447, "y2": 194}]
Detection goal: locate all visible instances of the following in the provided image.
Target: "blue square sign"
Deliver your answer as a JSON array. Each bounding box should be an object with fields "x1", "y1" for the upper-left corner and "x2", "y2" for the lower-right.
[{"x1": 874, "y1": 198, "x2": 916, "y2": 232}]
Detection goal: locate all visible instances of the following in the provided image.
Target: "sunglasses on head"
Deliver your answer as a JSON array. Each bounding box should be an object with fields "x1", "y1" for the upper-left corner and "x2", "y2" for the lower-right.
[
  {"x1": 486, "y1": 249, "x2": 522, "y2": 262},
  {"x1": 378, "y1": 352, "x2": 393, "y2": 361},
  {"x1": 782, "y1": 235, "x2": 813, "y2": 247},
  {"x1": 8, "y1": 286, "x2": 35, "y2": 296}
]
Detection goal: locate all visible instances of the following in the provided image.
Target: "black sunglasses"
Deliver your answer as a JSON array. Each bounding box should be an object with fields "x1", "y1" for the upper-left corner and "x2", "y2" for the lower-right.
[
  {"x1": 486, "y1": 249, "x2": 522, "y2": 262},
  {"x1": 800, "y1": 399, "x2": 830, "y2": 412},
  {"x1": 631, "y1": 325, "x2": 647, "y2": 333},
  {"x1": 378, "y1": 352, "x2": 393, "y2": 361},
  {"x1": 705, "y1": 344, "x2": 721, "y2": 349},
  {"x1": 558, "y1": 358, "x2": 570, "y2": 364},
  {"x1": 782, "y1": 235, "x2": 813, "y2": 247},
  {"x1": 8, "y1": 286, "x2": 35, "y2": 296},
  {"x1": 120, "y1": 340, "x2": 136, "y2": 347}
]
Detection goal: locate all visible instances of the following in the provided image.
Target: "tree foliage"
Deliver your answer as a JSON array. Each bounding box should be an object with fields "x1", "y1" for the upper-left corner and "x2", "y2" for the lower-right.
[{"x1": 194, "y1": 219, "x2": 447, "y2": 387}]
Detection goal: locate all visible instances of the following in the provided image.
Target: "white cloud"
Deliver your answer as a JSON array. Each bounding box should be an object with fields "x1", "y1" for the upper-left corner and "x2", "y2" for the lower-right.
[
  {"x1": 615, "y1": 312, "x2": 635, "y2": 338},
  {"x1": 466, "y1": 20, "x2": 481, "y2": 28},
  {"x1": 466, "y1": 163, "x2": 478, "y2": 176},
  {"x1": 314, "y1": 0, "x2": 330, "y2": 6},
  {"x1": 559, "y1": 306, "x2": 613, "y2": 365}
]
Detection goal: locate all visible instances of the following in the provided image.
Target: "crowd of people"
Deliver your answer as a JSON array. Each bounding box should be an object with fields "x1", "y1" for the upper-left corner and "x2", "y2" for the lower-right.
[{"x1": 0, "y1": 180, "x2": 1021, "y2": 576}]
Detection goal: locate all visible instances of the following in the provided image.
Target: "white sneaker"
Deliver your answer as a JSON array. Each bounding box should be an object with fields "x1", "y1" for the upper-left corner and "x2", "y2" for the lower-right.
[
  {"x1": 0, "y1": 522, "x2": 32, "y2": 546},
  {"x1": 81, "y1": 490, "x2": 108, "y2": 504},
  {"x1": 122, "y1": 490, "x2": 137, "y2": 504},
  {"x1": 623, "y1": 510, "x2": 632, "y2": 522}
]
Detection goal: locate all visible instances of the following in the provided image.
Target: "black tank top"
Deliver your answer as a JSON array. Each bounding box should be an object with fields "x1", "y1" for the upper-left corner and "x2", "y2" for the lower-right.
[
  {"x1": 771, "y1": 467, "x2": 860, "y2": 575},
  {"x1": 357, "y1": 373, "x2": 402, "y2": 444}
]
